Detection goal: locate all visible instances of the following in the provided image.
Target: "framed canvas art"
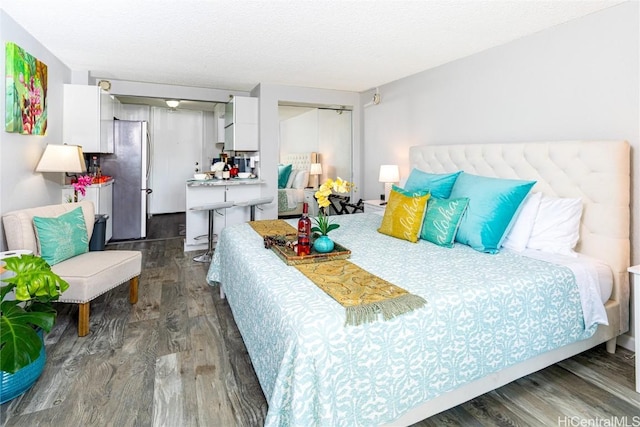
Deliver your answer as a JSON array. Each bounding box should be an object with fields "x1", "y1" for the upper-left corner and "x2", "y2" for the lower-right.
[{"x1": 5, "y1": 42, "x2": 48, "y2": 135}]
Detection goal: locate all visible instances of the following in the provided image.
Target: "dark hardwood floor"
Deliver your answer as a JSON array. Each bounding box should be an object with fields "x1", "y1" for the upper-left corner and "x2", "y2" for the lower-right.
[
  {"x1": 1, "y1": 237, "x2": 638, "y2": 426},
  {"x1": 145, "y1": 212, "x2": 185, "y2": 240}
]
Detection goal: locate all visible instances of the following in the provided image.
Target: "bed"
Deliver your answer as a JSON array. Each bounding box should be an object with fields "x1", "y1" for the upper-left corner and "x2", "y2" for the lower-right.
[
  {"x1": 278, "y1": 152, "x2": 317, "y2": 218},
  {"x1": 208, "y1": 140, "x2": 630, "y2": 426}
]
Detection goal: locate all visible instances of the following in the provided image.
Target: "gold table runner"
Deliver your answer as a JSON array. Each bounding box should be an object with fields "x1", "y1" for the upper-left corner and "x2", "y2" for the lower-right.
[
  {"x1": 249, "y1": 219, "x2": 297, "y2": 237},
  {"x1": 248, "y1": 220, "x2": 427, "y2": 326},
  {"x1": 295, "y1": 260, "x2": 426, "y2": 326}
]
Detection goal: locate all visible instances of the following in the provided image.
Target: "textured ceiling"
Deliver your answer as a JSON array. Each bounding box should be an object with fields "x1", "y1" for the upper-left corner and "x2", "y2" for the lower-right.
[{"x1": 0, "y1": 0, "x2": 625, "y2": 92}]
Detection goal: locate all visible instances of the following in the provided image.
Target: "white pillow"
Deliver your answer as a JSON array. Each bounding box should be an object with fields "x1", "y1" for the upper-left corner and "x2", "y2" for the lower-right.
[
  {"x1": 285, "y1": 169, "x2": 298, "y2": 188},
  {"x1": 526, "y1": 196, "x2": 583, "y2": 257},
  {"x1": 502, "y1": 192, "x2": 542, "y2": 252},
  {"x1": 292, "y1": 170, "x2": 309, "y2": 189}
]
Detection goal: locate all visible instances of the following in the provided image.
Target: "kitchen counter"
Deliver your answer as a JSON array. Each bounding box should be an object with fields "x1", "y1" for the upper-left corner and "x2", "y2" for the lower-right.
[
  {"x1": 62, "y1": 179, "x2": 114, "y2": 189},
  {"x1": 185, "y1": 179, "x2": 266, "y2": 252},
  {"x1": 187, "y1": 178, "x2": 265, "y2": 187}
]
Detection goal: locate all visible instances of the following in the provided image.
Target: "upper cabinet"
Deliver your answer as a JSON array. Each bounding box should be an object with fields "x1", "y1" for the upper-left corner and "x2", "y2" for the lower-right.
[
  {"x1": 224, "y1": 96, "x2": 258, "y2": 151},
  {"x1": 63, "y1": 84, "x2": 116, "y2": 153}
]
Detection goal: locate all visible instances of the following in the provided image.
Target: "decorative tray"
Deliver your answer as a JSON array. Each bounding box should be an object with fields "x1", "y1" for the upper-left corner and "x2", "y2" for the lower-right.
[{"x1": 263, "y1": 234, "x2": 351, "y2": 266}]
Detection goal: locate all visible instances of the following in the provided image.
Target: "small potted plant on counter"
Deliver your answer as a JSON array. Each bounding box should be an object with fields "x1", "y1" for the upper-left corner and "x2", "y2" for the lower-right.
[{"x1": 0, "y1": 254, "x2": 69, "y2": 403}]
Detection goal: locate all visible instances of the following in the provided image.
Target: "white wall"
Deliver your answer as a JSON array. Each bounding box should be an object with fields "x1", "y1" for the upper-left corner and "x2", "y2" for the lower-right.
[
  {"x1": 361, "y1": 1, "x2": 639, "y2": 348},
  {"x1": 0, "y1": 11, "x2": 72, "y2": 250}
]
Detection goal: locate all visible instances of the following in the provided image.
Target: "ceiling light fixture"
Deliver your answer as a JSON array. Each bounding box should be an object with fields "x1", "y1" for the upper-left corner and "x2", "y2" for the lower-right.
[{"x1": 166, "y1": 99, "x2": 180, "y2": 109}]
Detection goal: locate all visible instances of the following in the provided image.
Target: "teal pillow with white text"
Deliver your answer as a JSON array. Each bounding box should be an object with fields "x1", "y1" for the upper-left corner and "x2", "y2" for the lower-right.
[
  {"x1": 420, "y1": 197, "x2": 469, "y2": 248},
  {"x1": 33, "y1": 207, "x2": 89, "y2": 265}
]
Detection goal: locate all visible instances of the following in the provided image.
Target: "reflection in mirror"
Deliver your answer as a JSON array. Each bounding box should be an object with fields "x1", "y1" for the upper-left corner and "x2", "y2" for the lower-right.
[{"x1": 278, "y1": 104, "x2": 353, "y2": 218}]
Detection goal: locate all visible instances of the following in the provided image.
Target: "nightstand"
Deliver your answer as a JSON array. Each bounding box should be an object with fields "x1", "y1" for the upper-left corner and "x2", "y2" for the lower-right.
[
  {"x1": 628, "y1": 265, "x2": 640, "y2": 392},
  {"x1": 363, "y1": 199, "x2": 386, "y2": 214},
  {"x1": 303, "y1": 188, "x2": 319, "y2": 216}
]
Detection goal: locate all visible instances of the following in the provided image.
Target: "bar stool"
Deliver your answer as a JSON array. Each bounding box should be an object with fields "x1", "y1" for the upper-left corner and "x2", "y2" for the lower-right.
[
  {"x1": 234, "y1": 196, "x2": 274, "y2": 221},
  {"x1": 190, "y1": 200, "x2": 235, "y2": 263}
]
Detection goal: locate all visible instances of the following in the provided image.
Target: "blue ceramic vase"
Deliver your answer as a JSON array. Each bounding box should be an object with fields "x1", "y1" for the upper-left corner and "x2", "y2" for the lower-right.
[
  {"x1": 0, "y1": 328, "x2": 46, "y2": 404},
  {"x1": 313, "y1": 235, "x2": 334, "y2": 253}
]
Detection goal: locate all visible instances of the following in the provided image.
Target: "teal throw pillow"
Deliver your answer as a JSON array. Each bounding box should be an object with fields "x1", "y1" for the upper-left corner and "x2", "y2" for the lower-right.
[
  {"x1": 278, "y1": 164, "x2": 293, "y2": 189},
  {"x1": 33, "y1": 207, "x2": 89, "y2": 265},
  {"x1": 403, "y1": 169, "x2": 462, "y2": 199},
  {"x1": 420, "y1": 197, "x2": 470, "y2": 248},
  {"x1": 449, "y1": 172, "x2": 535, "y2": 254}
]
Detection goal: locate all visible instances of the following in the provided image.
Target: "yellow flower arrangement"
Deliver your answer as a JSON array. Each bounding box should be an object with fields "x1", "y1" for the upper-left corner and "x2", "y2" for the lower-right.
[{"x1": 311, "y1": 178, "x2": 355, "y2": 236}]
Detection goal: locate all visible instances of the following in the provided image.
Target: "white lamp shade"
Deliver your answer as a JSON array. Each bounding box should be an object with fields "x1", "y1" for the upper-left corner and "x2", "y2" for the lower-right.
[
  {"x1": 309, "y1": 163, "x2": 323, "y2": 175},
  {"x1": 35, "y1": 144, "x2": 87, "y2": 173},
  {"x1": 166, "y1": 99, "x2": 180, "y2": 108},
  {"x1": 378, "y1": 164, "x2": 400, "y2": 183}
]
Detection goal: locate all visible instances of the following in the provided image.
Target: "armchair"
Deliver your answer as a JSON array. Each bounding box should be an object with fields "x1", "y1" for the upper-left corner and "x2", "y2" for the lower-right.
[{"x1": 2, "y1": 201, "x2": 141, "y2": 336}]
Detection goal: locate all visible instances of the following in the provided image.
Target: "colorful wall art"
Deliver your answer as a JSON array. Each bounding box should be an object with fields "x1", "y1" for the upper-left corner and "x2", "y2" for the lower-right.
[{"x1": 5, "y1": 42, "x2": 48, "y2": 135}]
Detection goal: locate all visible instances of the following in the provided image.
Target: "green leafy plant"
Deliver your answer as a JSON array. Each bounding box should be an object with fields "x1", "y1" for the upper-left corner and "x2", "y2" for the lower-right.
[
  {"x1": 0, "y1": 255, "x2": 69, "y2": 373},
  {"x1": 311, "y1": 213, "x2": 340, "y2": 236}
]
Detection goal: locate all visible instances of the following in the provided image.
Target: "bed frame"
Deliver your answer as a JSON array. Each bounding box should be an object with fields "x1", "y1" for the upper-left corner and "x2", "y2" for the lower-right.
[{"x1": 385, "y1": 140, "x2": 630, "y2": 425}]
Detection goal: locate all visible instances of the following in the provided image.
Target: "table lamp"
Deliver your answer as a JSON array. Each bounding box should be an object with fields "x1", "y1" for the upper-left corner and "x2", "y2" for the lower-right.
[
  {"x1": 36, "y1": 144, "x2": 87, "y2": 201},
  {"x1": 36, "y1": 144, "x2": 86, "y2": 174},
  {"x1": 309, "y1": 163, "x2": 323, "y2": 189},
  {"x1": 378, "y1": 164, "x2": 399, "y2": 204}
]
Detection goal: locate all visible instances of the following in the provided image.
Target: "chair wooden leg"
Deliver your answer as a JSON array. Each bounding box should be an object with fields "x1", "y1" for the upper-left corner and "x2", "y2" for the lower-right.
[
  {"x1": 129, "y1": 276, "x2": 139, "y2": 304},
  {"x1": 78, "y1": 302, "x2": 90, "y2": 337}
]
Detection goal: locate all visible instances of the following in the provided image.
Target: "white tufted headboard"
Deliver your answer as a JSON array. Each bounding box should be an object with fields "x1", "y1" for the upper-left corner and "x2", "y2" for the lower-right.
[
  {"x1": 283, "y1": 152, "x2": 317, "y2": 171},
  {"x1": 409, "y1": 140, "x2": 631, "y2": 333}
]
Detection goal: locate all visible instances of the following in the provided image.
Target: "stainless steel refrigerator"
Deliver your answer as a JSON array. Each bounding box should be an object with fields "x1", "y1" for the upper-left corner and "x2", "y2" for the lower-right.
[{"x1": 101, "y1": 120, "x2": 151, "y2": 240}]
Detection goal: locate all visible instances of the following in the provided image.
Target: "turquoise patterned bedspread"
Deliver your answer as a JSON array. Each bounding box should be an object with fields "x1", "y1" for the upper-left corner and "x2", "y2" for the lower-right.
[
  {"x1": 278, "y1": 189, "x2": 297, "y2": 212},
  {"x1": 207, "y1": 213, "x2": 596, "y2": 426}
]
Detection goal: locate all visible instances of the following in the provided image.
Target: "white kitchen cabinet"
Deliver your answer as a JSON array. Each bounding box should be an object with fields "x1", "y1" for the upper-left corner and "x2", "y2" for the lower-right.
[
  {"x1": 61, "y1": 180, "x2": 114, "y2": 243},
  {"x1": 224, "y1": 96, "x2": 258, "y2": 151},
  {"x1": 63, "y1": 84, "x2": 115, "y2": 153},
  {"x1": 184, "y1": 182, "x2": 262, "y2": 252}
]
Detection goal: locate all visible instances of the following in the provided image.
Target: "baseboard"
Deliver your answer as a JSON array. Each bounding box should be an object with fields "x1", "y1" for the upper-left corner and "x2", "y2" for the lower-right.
[{"x1": 617, "y1": 333, "x2": 635, "y2": 352}]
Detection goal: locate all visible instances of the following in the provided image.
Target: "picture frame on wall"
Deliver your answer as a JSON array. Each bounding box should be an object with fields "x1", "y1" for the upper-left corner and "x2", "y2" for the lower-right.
[{"x1": 5, "y1": 42, "x2": 48, "y2": 135}]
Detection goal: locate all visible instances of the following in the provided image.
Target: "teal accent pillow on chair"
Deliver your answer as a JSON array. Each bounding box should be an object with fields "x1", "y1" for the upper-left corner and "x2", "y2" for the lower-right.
[
  {"x1": 403, "y1": 169, "x2": 462, "y2": 199},
  {"x1": 449, "y1": 172, "x2": 535, "y2": 253},
  {"x1": 33, "y1": 206, "x2": 89, "y2": 265},
  {"x1": 278, "y1": 164, "x2": 293, "y2": 189},
  {"x1": 420, "y1": 197, "x2": 470, "y2": 248}
]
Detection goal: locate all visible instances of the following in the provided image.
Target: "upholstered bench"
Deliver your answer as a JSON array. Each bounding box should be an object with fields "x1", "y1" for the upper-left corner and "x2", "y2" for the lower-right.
[{"x1": 2, "y1": 201, "x2": 141, "y2": 337}]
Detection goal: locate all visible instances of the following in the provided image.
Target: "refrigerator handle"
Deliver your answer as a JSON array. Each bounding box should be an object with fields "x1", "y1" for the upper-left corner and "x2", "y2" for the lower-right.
[{"x1": 146, "y1": 129, "x2": 152, "y2": 181}]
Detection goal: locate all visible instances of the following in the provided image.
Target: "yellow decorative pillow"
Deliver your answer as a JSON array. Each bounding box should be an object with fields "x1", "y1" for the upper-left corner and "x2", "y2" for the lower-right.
[{"x1": 377, "y1": 186, "x2": 430, "y2": 243}]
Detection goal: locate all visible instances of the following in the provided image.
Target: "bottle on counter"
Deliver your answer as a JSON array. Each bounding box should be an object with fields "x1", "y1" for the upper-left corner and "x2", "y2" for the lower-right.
[
  {"x1": 222, "y1": 159, "x2": 230, "y2": 180},
  {"x1": 89, "y1": 156, "x2": 99, "y2": 177},
  {"x1": 297, "y1": 203, "x2": 311, "y2": 256}
]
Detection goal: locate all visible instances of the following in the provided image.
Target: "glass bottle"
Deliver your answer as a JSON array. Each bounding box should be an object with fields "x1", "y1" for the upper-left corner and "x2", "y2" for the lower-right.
[
  {"x1": 222, "y1": 158, "x2": 230, "y2": 180},
  {"x1": 297, "y1": 203, "x2": 311, "y2": 256},
  {"x1": 90, "y1": 155, "x2": 99, "y2": 177}
]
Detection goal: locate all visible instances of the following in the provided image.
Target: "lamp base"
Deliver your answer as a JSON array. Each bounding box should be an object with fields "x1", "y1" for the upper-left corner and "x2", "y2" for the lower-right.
[{"x1": 383, "y1": 182, "x2": 394, "y2": 203}]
